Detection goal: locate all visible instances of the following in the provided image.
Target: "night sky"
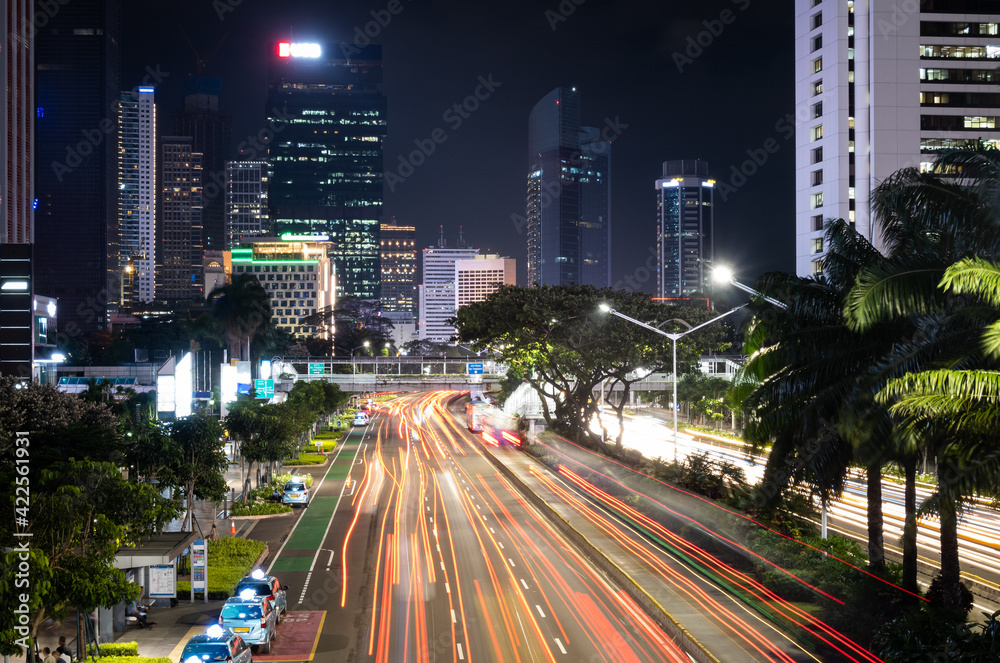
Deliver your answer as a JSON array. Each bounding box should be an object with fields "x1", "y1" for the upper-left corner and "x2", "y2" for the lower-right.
[{"x1": 125, "y1": 0, "x2": 795, "y2": 291}]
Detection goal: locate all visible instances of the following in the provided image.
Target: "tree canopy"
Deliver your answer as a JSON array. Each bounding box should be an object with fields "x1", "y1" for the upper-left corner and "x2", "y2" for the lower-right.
[{"x1": 453, "y1": 284, "x2": 730, "y2": 447}]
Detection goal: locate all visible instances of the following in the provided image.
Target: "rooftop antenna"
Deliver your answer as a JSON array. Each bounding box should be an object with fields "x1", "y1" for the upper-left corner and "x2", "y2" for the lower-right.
[
  {"x1": 458, "y1": 225, "x2": 465, "y2": 247},
  {"x1": 439, "y1": 225, "x2": 445, "y2": 248}
]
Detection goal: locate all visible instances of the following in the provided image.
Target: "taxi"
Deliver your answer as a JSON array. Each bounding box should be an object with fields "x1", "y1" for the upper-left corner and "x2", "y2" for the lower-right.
[
  {"x1": 234, "y1": 568, "x2": 288, "y2": 616},
  {"x1": 279, "y1": 477, "x2": 309, "y2": 508},
  {"x1": 179, "y1": 625, "x2": 252, "y2": 663},
  {"x1": 219, "y1": 589, "x2": 277, "y2": 653}
]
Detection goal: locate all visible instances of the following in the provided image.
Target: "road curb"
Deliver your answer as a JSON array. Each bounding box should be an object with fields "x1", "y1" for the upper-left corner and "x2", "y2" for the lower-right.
[
  {"x1": 231, "y1": 511, "x2": 294, "y2": 520},
  {"x1": 477, "y1": 443, "x2": 722, "y2": 663}
]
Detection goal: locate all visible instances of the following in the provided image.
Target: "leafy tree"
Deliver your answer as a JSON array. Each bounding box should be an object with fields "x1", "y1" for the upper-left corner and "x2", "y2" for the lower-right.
[
  {"x1": 170, "y1": 413, "x2": 229, "y2": 532},
  {"x1": 453, "y1": 285, "x2": 727, "y2": 449},
  {"x1": 302, "y1": 297, "x2": 394, "y2": 357},
  {"x1": 226, "y1": 401, "x2": 297, "y2": 497}
]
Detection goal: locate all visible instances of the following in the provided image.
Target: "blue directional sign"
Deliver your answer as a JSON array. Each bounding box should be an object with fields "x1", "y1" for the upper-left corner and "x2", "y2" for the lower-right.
[
  {"x1": 254, "y1": 379, "x2": 274, "y2": 399},
  {"x1": 467, "y1": 362, "x2": 484, "y2": 375}
]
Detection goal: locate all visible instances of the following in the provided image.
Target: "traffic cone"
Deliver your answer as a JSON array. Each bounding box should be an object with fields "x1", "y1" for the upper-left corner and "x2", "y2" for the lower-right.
[{"x1": 230, "y1": 520, "x2": 236, "y2": 535}]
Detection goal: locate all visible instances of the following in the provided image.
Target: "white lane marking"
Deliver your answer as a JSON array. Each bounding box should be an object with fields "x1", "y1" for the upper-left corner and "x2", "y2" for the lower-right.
[
  {"x1": 535, "y1": 604, "x2": 545, "y2": 618},
  {"x1": 457, "y1": 643, "x2": 465, "y2": 660},
  {"x1": 554, "y1": 638, "x2": 567, "y2": 654},
  {"x1": 451, "y1": 609, "x2": 457, "y2": 624},
  {"x1": 490, "y1": 527, "x2": 495, "y2": 534},
  {"x1": 445, "y1": 582, "x2": 450, "y2": 594},
  {"x1": 441, "y1": 562, "x2": 446, "y2": 571},
  {"x1": 429, "y1": 517, "x2": 434, "y2": 523},
  {"x1": 520, "y1": 578, "x2": 529, "y2": 590},
  {"x1": 508, "y1": 558, "x2": 516, "y2": 567},
  {"x1": 325, "y1": 549, "x2": 335, "y2": 570},
  {"x1": 498, "y1": 541, "x2": 505, "y2": 549}
]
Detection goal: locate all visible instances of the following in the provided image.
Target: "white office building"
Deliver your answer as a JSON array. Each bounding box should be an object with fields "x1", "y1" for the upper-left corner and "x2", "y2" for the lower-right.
[
  {"x1": 419, "y1": 243, "x2": 479, "y2": 343},
  {"x1": 118, "y1": 87, "x2": 156, "y2": 306},
  {"x1": 795, "y1": 0, "x2": 1000, "y2": 276},
  {"x1": 457, "y1": 255, "x2": 516, "y2": 307}
]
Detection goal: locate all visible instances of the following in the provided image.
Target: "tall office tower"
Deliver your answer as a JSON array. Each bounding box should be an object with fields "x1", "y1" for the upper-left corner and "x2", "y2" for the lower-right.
[
  {"x1": 655, "y1": 160, "x2": 715, "y2": 299},
  {"x1": 795, "y1": 0, "x2": 1000, "y2": 275},
  {"x1": 456, "y1": 255, "x2": 516, "y2": 307},
  {"x1": 526, "y1": 87, "x2": 610, "y2": 288},
  {"x1": 118, "y1": 87, "x2": 156, "y2": 308},
  {"x1": 418, "y1": 237, "x2": 479, "y2": 343},
  {"x1": 34, "y1": 0, "x2": 121, "y2": 332},
  {"x1": 268, "y1": 41, "x2": 386, "y2": 300},
  {"x1": 380, "y1": 218, "x2": 416, "y2": 313},
  {"x1": 158, "y1": 137, "x2": 204, "y2": 301},
  {"x1": 225, "y1": 160, "x2": 269, "y2": 248},
  {"x1": 172, "y1": 76, "x2": 232, "y2": 252},
  {"x1": 1, "y1": 0, "x2": 34, "y2": 244}
]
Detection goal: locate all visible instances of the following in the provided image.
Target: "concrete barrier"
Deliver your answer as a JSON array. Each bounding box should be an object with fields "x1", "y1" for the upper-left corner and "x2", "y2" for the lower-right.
[{"x1": 478, "y1": 444, "x2": 722, "y2": 663}]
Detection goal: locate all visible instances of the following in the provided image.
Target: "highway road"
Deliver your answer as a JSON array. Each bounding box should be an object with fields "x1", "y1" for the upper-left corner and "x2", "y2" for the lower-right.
[
  {"x1": 264, "y1": 392, "x2": 692, "y2": 662},
  {"x1": 609, "y1": 410, "x2": 1000, "y2": 607}
]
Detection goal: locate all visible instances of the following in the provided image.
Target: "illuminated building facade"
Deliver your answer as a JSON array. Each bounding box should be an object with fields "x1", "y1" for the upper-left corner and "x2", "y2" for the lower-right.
[
  {"x1": 231, "y1": 238, "x2": 334, "y2": 338},
  {"x1": 118, "y1": 87, "x2": 156, "y2": 308},
  {"x1": 267, "y1": 41, "x2": 386, "y2": 300},
  {"x1": 795, "y1": 0, "x2": 1000, "y2": 275},
  {"x1": 419, "y1": 241, "x2": 479, "y2": 343},
  {"x1": 526, "y1": 87, "x2": 610, "y2": 288},
  {"x1": 158, "y1": 136, "x2": 203, "y2": 301},
  {"x1": 656, "y1": 160, "x2": 714, "y2": 299},
  {"x1": 456, "y1": 255, "x2": 516, "y2": 307},
  {"x1": 380, "y1": 218, "x2": 416, "y2": 313},
  {"x1": 226, "y1": 160, "x2": 269, "y2": 248},
  {"x1": 1, "y1": 0, "x2": 34, "y2": 244}
]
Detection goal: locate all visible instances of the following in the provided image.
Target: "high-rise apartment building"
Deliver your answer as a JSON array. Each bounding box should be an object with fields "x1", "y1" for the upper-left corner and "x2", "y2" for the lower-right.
[
  {"x1": 34, "y1": 0, "x2": 121, "y2": 332},
  {"x1": 118, "y1": 87, "x2": 156, "y2": 307},
  {"x1": 226, "y1": 160, "x2": 269, "y2": 248},
  {"x1": 230, "y1": 238, "x2": 334, "y2": 339},
  {"x1": 656, "y1": 160, "x2": 715, "y2": 299},
  {"x1": 380, "y1": 218, "x2": 416, "y2": 313},
  {"x1": 418, "y1": 240, "x2": 479, "y2": 343},
  {"x1": 173, "y1": 76, "x2": 231, "y2": 252},
  {"x1": 158, "y1": 136, "x2": 204, "y2": 301},
  {"x1": 456, "y1": 255, "x2": 516, "y2": 307},
  {"x1": 526, "y1": 87, "x2": 610, "y2": 288},
  {"x1": 1, "y1": 0, "x2": 34, "y2": 245},
  {"x1": 795, "y1": 0, "x2": 1000, "y2": 275},
  {"x1": 267, "y1": 41, "x2": 386, "y2": 300}
]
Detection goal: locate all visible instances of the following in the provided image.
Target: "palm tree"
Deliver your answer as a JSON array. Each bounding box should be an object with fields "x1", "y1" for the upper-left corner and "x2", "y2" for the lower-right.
[
  {"x1": 735, "y1": 219, "x2": 906, "y2": 574},
  {"x1": 845, "y1": 148, "x2": 1000, "y2": 610},
  {"x1": 207, "y1": 273, "x2": 271, "y2": 362}
]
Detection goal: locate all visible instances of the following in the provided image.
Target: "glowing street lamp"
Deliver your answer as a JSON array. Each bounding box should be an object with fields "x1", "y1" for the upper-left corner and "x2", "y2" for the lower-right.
[
  {"x1": 599, "y1": 303, "x2": 745, "y2": 463},
  {"x1": 712, "y1": 266, "x2": 788, "y2": 310}
]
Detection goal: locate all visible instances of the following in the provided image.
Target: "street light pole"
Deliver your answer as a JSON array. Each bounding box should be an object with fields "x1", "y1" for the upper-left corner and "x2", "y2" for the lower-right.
[{"x1": 599, "y1": 304, "x2": 745, "y2": 464}]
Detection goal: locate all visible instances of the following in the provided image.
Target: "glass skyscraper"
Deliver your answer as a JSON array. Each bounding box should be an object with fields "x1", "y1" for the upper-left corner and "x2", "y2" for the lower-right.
[
  {"x1": 34, "y1": 0, "x2": 121, "y2": 331},
  {"x1": 656, "y1": 160, "x2": 714, "y2": 299},
  {"x1": 267, "y1": 41, "x2": 386, "y2": 301},
  {"x1": 526, "y1": 87, "x2": 610, "y2": 288}
]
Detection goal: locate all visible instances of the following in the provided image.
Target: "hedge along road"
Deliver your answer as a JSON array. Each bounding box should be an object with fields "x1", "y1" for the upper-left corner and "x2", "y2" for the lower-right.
[{"x1": 268, "y1": 424, "x2": 369, "y2": 574}]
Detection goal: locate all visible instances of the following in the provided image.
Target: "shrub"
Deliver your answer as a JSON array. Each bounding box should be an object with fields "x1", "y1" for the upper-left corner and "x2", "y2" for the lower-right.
[
  {"x1": 87, "y1": 642, "x2": 138, "y2": 656},
  {"x1": 230, "y1": 502, "x2": 292, "y2": 517},
  {"x1": 84, "y1": 657, "x2": 171, "y2": 663},
  {"x1": 284, "y1": 453, "x2": 326, "y2": 465}
]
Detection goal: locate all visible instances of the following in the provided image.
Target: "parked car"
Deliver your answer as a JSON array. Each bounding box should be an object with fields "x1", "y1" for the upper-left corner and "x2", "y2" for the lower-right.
[
  {"x1": 219, "y1": 590, "x2": 278, "y2": 653},
  {"x1": 179, "y1": 625, "x2": 252, "y2": 663},
  {"x1": 279, "y1": 478, "x2": 309, "y2": 508},
  {"x1": 234, "y1": 569, "x2": 288, "y2": 615}
]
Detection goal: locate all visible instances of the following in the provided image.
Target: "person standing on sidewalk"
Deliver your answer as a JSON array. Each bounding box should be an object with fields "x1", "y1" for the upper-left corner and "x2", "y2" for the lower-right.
[{"x1": 41, "y1": 647, "x2": 57, "y2": 663}]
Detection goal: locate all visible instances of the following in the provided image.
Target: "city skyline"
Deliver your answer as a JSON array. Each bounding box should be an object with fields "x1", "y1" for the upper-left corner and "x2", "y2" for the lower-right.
[{"x1": 123, "y1": 0, "x2": 794, "y2": 290}]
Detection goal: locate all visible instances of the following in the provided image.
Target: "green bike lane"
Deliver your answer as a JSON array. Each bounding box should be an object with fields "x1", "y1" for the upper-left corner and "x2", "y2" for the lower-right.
[{"x1": 268, "y1": 427, "x2": 367, "y2": 574}]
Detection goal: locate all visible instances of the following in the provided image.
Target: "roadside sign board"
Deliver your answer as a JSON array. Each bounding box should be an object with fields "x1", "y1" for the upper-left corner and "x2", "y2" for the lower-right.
[
  {"x1": 467, "y1": 362, "x2": 484, "y2": 375},
  {"x1": 191, "y1": 538, "x2": 207, "y2": 603},
  {"x1": 308, "y1": 362, "x2": 324, "y2": 375},
  {"x1": 254, "y1": 379, "x2": 274, "y2": 399}
]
